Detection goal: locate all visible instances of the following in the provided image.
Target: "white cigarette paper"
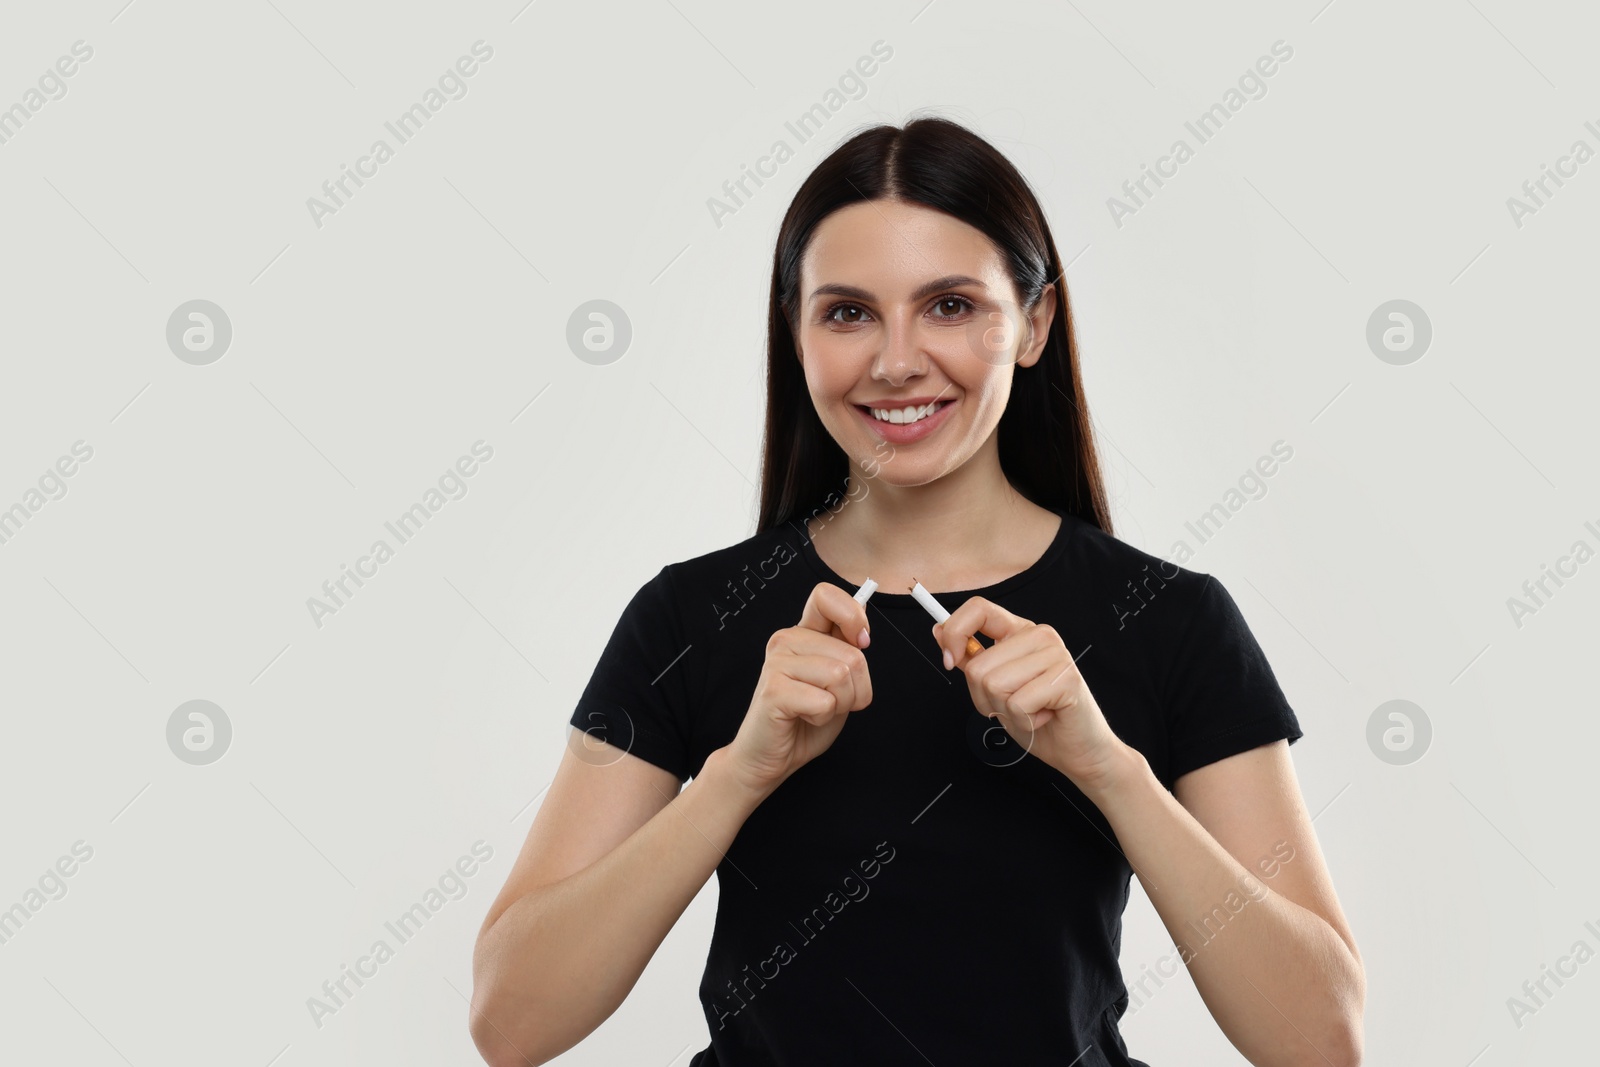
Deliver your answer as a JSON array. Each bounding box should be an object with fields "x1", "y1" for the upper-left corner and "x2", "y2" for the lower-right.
[
  {"x1": 911, "y1": 580, "x2": 983, "y2": 658},
  {"x1": 853, "y1": 578, "x2": 878, "y2": 604},
  {"x1": 908, "y1": 581, "x2": 951, "y2": 623}
]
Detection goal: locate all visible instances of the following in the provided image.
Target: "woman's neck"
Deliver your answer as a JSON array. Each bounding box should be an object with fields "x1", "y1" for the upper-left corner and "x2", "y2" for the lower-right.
[{"x1": 804, "y1": 478, "x2": 1059, "y2": 595}]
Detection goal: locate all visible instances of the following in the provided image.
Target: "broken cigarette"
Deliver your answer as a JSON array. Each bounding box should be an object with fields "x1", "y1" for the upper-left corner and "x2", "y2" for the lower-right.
[{"x1": 909, "y1": 579, "x2": 984, "y2": 657}]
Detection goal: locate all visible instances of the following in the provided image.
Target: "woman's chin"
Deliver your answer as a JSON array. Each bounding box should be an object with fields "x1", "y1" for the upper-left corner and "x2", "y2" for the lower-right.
[{"x1": 848, "y1": 457, "x2": 957, "y2": 489}]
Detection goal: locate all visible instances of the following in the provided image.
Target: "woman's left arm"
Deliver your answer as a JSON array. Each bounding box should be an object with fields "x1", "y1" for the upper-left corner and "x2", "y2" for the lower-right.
[
  {"x1": 1082, "y1": 738, "x2": 1365, "y2": 1067},
  {"x1": 934, "y1": 601, "x2": 1365, "y2": 1067}
]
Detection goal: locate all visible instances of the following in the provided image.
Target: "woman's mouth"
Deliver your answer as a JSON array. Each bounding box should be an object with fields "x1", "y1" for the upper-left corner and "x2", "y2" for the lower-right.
[{"x1": 852, "y1": 398, "x2": 957, "y2": 443}]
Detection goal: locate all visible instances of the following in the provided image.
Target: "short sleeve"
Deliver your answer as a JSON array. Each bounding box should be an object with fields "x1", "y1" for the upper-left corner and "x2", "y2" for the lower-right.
[
  {"x1": 568, "y1": 566, "x2": 695, "y2": 781},
  {"x1": 1158, "y1": 574, "x2": 1303, "y2": 788}
]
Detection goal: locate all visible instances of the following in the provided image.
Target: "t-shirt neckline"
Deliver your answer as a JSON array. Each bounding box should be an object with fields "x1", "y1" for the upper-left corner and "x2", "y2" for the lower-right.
[{"x1": 794, "y1": 505, "x2": 1077, "y2": 610}]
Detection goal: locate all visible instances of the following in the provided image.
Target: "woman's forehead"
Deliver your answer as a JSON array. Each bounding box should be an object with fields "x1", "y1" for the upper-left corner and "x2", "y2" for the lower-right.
[{"x1": 801, "y1": 202, "x2": 1009, "y2": 297}]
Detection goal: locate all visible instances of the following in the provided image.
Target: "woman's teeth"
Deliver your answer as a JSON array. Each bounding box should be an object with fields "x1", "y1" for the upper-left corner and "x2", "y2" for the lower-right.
[{"x1": 868, "y1": 400, "x2": 949, "y2": 424}]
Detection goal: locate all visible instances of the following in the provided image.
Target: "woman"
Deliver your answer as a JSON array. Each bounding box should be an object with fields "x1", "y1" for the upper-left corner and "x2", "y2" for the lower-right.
[{"x1": 469, "y1": 115, "x2": 1365, "y2": 1067}]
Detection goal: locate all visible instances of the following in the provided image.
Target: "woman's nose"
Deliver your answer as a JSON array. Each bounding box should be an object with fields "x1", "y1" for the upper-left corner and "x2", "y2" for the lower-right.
[{"x1": 871, "y1": 314, "x2": 927, "y2": 384}]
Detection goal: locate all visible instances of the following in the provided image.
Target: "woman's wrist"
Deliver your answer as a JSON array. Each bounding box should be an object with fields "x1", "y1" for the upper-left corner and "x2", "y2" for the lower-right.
[
  {"x1": 701, "y1": 745, "x2": 783, "y2": 811},
  {"x1": 1068, "y1": 738, "x2": 1153, "y2": 807}
]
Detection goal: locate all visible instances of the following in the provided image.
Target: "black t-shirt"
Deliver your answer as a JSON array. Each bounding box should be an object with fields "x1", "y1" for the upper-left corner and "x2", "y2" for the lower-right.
[{"x1": 568, "y1": 507, "x2": 1302, "y2": 1066}]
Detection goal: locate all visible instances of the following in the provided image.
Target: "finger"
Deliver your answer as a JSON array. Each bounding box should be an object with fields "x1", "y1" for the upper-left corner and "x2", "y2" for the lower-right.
[
  {"x1": 769, "y1": 628, "x2": 873, "y2": 710},
  {"x1": 780, "y1": 650, "x2": 871, "y2": 718},
  {"x1": 936, "y1": 597, "x2": 1034, "y2": 670},
  {"x1": 1009, "y1": 666, "x2": 1072, "y2": 731},
  {"x1": 983, "y1": 647, "x2": 1066, "y2": 721},
  {"x1": 934, "y1": 615, "x2": 1053, "y2": 670},
  {"x1": 798, "y1": 582, "x2": 872, "y2": 649},
  {"x1": 979, "y1": 646, "x2": 1068, "y2": 713},
  {"x1": 932, "y1": 621, "x2": 985, "y2": 664},
  {"x1": 770, "y1": 672, "x2": 846, "y2": 726},
  {"x1": 944, "y1": 625, "x2": 1034, "y2": 717},
  {"x1": 775, "y1": 625, "x2": 874, "y2": 671}
]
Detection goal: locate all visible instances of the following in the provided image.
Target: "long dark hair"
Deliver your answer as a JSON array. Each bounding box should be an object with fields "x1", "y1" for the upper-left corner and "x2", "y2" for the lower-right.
[{"x1": 756, "y1": 114, "x2": 1113, "y2": 538}]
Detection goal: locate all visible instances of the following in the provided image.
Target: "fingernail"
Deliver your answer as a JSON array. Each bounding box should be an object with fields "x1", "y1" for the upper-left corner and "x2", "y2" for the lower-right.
[
  {"x1": 942, "y1": 648, "x2": 953, "y2": 670},
  {"x1": 858, "y1": 628, "x2": 871, "y2": 648}
]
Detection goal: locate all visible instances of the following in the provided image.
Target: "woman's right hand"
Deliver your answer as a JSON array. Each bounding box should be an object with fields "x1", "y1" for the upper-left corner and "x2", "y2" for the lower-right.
[{"x1": 721, "y1": 581, "x2": 874, "y2": 797}]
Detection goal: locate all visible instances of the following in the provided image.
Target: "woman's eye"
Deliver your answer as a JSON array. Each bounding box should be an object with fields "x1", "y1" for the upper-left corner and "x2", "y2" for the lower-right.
[
  {"x1": 824, "y1": 303, "x2": 868, "y2": 324},
  {"x1": 822, "y1": 296, "x2": 972, "y2": 324}
]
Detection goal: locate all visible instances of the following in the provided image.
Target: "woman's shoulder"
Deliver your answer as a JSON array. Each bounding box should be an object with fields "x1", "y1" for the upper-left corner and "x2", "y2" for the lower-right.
[
  {"x1": 656, "y1": 520, "x2": 810, "y2": 587},
  {"x1": 641, "y1": 519, "x2": 820, "y2": 639},
  {"x1": 1059, "y1": 513, "x2": 1216, "y2": 604}
]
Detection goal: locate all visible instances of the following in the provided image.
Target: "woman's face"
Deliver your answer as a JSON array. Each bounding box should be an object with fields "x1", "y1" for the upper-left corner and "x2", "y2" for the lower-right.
[{"x1": 793, "y1": 198, "x2": 1055, "y2": 487}]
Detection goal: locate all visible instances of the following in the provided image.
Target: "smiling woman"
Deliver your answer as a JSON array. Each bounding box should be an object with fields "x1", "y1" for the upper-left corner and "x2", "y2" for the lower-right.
[{"x1": 469, "y1": 113, "x2": 1364, "y2": 1067}]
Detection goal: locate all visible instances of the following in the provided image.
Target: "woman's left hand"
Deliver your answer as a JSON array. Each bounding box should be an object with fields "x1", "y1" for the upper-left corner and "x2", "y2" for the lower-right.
[{"x1": 933, "y1": 598, "x2": 1129, "y2": 791}]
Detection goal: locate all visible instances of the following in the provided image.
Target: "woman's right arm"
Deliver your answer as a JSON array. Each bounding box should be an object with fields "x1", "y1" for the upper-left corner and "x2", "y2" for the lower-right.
[
  {"x1": 469, "y1": 581, "x2": 872, "y2": 1066},
  {"x1": 468, "y1": 740, "x2": 775, "y2": 1067}
]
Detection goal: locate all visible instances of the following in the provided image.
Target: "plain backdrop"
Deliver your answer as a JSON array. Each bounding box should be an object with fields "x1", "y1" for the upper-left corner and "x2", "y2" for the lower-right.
[{"x1": 1, "y1": 1, "x2": 1597, "y2": 1064}]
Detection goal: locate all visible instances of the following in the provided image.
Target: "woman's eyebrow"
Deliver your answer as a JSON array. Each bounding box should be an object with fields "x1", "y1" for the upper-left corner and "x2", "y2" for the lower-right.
[{"x1": 808, "y1": 274, "x2": 987, "y2": 304}]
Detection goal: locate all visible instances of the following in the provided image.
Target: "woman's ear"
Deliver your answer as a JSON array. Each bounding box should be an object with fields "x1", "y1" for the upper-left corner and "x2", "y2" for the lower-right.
[{"x1": 1017, "y1": 283, "x2": 1058, "y2": 369}]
